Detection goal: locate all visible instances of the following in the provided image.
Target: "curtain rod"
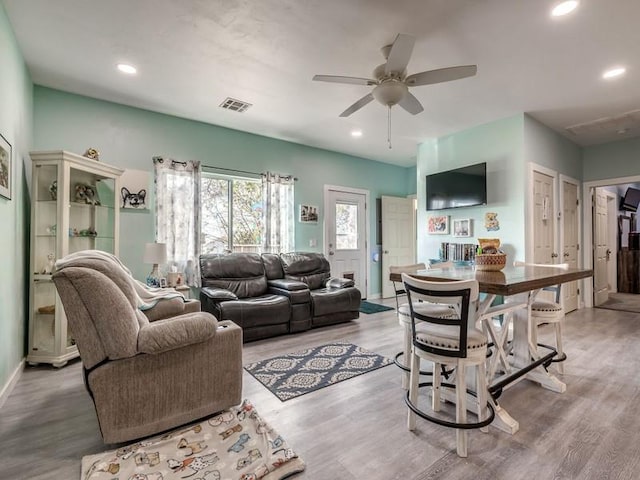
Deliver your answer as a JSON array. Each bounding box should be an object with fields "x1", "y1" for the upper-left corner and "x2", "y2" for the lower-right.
[{"x1": 202, "y1": 165, "x2": 298, "y2": 181}]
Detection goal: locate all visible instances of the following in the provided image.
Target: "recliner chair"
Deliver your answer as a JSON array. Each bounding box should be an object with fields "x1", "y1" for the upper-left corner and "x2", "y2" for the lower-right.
[{"x1": 53, "y1": 256, "x2": 242, "y2": 444}]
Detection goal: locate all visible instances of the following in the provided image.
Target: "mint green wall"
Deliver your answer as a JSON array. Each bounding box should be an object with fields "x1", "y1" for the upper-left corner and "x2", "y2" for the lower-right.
[
  {"x1": 0, "y1": 5, "x2": 32, "y2": 396},
  {"x1": 417, "y1": 115, "x2": 526, "y2": 264},
  {"x1": 34, "y1": 87, "x2": 412, "y2": 296},
  {"x1": 524, "y1": 114, "x2": 582, "y2": 180},
  {"x1": 583, "y1": 137, "x2": 640, "y2": 182},
  {"x1": 405, "y1": 165, "x2": 417, "y2": 195}
]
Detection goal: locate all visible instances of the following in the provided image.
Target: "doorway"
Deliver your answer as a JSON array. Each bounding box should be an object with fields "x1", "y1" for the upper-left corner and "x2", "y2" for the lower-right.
[
  {"x1": 582, "y1": 175, "x2": 640, "y2": 310},
  {"x1": 324, "y1": 185, "x2": 369, "y2": 298}
]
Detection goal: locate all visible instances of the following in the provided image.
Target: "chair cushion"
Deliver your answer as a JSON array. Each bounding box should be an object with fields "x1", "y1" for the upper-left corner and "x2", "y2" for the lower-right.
[
  {"x1": 280, "y1": 252, "x2": 331, "y2": 290},
  {"x1": 397, "y1": 303, "x2": 457, "y2": 325},
  {"x1": 531, "y1": 301, "x2": 564, "y2": 321},
  {"x1": 415, "y1": 324, "x2": 487, "y2": 352}
]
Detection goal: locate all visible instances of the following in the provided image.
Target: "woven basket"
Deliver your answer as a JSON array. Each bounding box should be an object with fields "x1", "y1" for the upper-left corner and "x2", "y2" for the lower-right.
[{"x1": 475, "y1": 253, "x2": 507, "y2": 271}]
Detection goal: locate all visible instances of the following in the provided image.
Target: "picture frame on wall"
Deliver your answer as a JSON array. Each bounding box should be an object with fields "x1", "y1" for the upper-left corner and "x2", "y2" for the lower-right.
[
  {"x1": 0, "y1": 133, "x2": 12, "y2": 200},
  {"x1": 299, "y1": 204, "x2": 319, "y2": 223},
  {"x1": 453, "y1": 218, "x2": 472, "y2": 237},
  {"x1": 427, "y1": 215, "x2": 449, "y2": 234}
]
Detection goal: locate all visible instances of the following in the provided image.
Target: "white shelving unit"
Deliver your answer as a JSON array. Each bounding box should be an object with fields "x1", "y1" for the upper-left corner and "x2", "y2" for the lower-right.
[{"x1": 28, "y1": 150, "x2": 123, "y2": 367}]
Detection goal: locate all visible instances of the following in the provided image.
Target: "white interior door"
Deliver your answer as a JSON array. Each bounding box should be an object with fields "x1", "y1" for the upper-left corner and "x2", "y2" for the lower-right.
[
  {"x1": 606, "y1": 191, "x2": 618, "y2": 293},
  {"x1": 593, "y1": 187, "x2": 610, "y2": 306},
  {"x1": 561, "y1": 179, "x2": 579, "y2": 312},
  {"x1": 381, "y1": 196, "x2": 415, "y2": 298},
  {"x1": 325, "y1": 188, "x2": 367, "y2": 297},
  {"x1": 533, "y1": 170, "x2": 556, "y2": 264}
]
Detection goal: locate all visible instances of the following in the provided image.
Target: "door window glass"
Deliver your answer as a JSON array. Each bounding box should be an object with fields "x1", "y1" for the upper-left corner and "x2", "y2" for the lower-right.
[{"x1": 336, "y1": 202, "x2": 358, "y2": 249}]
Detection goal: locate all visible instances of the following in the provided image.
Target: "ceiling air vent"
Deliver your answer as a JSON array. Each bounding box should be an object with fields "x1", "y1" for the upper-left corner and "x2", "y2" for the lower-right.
[
  {"x1": 219, "y1": 97, "x2": 252, "y2": 113},
  {"x1": 566, "y1": 109, "x2": 640, "y2": 137}
]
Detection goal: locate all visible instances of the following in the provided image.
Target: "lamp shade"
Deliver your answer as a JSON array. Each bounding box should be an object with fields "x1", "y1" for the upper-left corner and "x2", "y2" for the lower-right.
[{"x1": 143, "y1": 242, "x2": 167, "y2": 264}]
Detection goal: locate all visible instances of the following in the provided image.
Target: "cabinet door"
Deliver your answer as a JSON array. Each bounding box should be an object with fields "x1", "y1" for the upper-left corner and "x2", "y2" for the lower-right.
[{"x1": 67, "y1": 166, "x2": 117, "y2": 255}]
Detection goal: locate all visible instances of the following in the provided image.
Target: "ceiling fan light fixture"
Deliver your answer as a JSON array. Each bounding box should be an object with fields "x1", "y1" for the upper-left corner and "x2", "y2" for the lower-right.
[
  {"x1": 551, "y1": 1, "x2": 579, "y2": 17},
  {"x1": 372, "y1": 81, "x2": 408, "y2": 107}
]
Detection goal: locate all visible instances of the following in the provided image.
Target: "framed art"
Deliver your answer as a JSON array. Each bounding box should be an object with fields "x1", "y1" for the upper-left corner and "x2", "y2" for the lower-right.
[
  {"x1": 427, "y1": 215, "x2": 449, "y2": 234},
  {"x1": 299, "y1": 204, "x2": 318, "y2": 223},
  {"x1": 453, "y1": 218, "x2": 472, "y2": 237},
  {"x1": 0, "y1": 133, "x2": 12, "y2": 200}
]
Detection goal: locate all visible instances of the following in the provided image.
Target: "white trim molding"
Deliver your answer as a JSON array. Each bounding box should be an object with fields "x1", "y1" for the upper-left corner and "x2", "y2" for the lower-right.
[{"x1": 0, "y1": 359, "x2": 25, "y2": 410}]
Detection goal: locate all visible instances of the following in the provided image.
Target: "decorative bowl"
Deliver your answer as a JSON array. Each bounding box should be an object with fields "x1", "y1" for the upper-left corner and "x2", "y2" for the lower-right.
[{"x1": 475, "y1": 253, "x2": 507, "y2": 271}]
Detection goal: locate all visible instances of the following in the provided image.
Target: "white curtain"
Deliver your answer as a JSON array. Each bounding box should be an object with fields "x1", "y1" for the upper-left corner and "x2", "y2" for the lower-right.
[
  {"x1": 153, "y1": 157, "x2": 201, "y2": 286},
  {"x1": 262, "y1": 172, "x2": 294, "y2": 253}
]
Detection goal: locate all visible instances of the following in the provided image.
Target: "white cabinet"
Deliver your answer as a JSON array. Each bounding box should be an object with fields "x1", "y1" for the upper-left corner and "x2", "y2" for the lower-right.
[{"x1": 28, "y1": 151, "x2": 123, "y2": 367}]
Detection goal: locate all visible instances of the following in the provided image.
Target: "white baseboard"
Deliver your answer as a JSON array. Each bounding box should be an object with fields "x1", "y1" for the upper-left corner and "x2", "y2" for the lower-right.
[
  {"x1": 367, "y1": 292, "x2": 382, "y2": 300},
  {"x1": 0, "y1": 359, "x2": 25, "y2": 410}
]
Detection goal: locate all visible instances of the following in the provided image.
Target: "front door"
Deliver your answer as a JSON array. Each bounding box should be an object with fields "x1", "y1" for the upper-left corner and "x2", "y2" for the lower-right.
[
  {"x1": 325, "y1": 188, "x2": 367, "y2": 297},
  {"x1": 593, "y1": 187, "x2": 610, "y2": 306},
  {"x1": 381, "y1": 195, "x2": 415, "y2": 298},
  {"x1": 561, "y1": 179, "x2": 579, "y2": 312}
]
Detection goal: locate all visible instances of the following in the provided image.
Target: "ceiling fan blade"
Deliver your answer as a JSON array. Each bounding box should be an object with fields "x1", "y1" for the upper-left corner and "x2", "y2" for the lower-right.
[
  {"x1": 313, "y1": 75, "x2": 377, "y2": 86},
  {"x1": 405, "y1": 65, "x2": 477, "y2": 86},
  {"x1": 385, "y1": 34, "x2": 415, "y2": 74},
  {"x1": 398, "y1": 92, "x2": 424, "y2": 115},
  {"x1": 339, "y1": 93, "x2": 374, "y2": 117}
]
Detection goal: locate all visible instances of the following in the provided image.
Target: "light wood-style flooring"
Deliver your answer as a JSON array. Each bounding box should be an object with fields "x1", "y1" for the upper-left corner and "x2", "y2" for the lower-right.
[{"x1": 2, "y1": 301, "x2": 640, "y2": 479}]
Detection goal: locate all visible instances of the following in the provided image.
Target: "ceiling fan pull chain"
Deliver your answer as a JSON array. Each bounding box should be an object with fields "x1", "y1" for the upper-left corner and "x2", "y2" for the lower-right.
[{"x1": 388, "y1": 106, "x2": 392, "y2": 149}]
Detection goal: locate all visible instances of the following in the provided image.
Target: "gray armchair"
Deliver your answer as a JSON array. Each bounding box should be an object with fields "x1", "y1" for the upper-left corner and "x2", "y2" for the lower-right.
[{"x1": 52, "y1": 256, "x2": 242, "y2": 444}]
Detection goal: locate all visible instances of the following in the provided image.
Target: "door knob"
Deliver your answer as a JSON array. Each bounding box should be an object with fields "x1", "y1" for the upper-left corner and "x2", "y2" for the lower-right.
[
  {"x1": 563, "y1": 252, "x2": 570, "y2": 257},
  {"x1": 384, "y1": 250, "x2": 389, "y2": 254},
  {"x1": 551, "y1": 253, "x2": 558, "y2": 258},
  {"x1": 606, "y1": 248, "x2": 612, "y2": 260},
  {"x1": 329, "y1": 251, "x2": 334, "y2": 256}
]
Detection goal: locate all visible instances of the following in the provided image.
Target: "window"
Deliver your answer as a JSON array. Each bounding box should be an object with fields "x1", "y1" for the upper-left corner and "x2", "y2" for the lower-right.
[
  {"x1": 201, "y1": 174, "x2": 263, "y2": 253},
  {"x1": 335, "y1": 202, "x2": 358, "y2": 249}
]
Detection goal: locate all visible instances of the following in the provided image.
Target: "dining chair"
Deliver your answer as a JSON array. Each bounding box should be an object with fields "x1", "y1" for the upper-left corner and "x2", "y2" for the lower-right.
[
  {"x1": 514, "y1": 261, "x2": 569, "y2": 374},
  {"x1": 403, "y1": 273, "x2": 494, "y2": 457},
  {"x1": 390, "y1": 263, "x2": 455, "y2": 389}
]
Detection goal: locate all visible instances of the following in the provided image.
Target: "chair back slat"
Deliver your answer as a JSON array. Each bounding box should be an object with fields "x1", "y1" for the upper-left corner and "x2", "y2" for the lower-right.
[{"x1": 402, "y1": 273, "x2": 479, "y2": 359}]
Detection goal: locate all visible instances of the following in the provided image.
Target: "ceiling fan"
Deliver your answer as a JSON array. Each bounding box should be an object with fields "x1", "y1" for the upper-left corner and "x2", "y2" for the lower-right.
[{"x1": 313, "y1": 34, "x2": 477, "y2": 118}]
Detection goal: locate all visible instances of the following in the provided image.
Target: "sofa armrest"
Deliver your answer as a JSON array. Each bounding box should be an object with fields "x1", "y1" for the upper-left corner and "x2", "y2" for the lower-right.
[
  {"x1": 267, "y1": 278, "x2": 308, "y2": 291},
  {"x1": 143, "y1": 297, "x2": 201, "y2": 322},
  {"x1": 138, "y1": 312, "x2": 218, "y2": 354},
  {"x1": 201, "y1": 287, "x2": 238, "y2": 302},
  {"x1": 325, "y1": 277, "x2": 355, "y2": 289}
]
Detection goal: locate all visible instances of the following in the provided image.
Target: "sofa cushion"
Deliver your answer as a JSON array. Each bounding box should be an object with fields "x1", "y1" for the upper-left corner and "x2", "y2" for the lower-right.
[
  {"x1": 200, "y1": 253, "x2": 268, "y2": 298},
  {"x1": 261, "y1": 253, "x2": 284, "y2": 280},
  {"x1": 311, "y1": 286, "x2": 361, "y2": 317},
  {"x1": 218, "y1": 294, "x2": 291, "y2": 329},
  {"x1": 280, "y1": 252, "x2": 331, "y2": 290}
]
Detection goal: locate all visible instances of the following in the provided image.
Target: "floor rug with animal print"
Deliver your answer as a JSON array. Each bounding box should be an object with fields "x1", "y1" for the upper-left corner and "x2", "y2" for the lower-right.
[
  {"x1": 244, "y1": 341, "x2": 393, "y2": 401},
  {"x1": 80, "y1": 400, "x2": 305, "y2": 480}
]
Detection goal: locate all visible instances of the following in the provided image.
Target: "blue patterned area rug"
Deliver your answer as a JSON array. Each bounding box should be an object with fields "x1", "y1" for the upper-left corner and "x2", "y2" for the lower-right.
[{"x1": 245, "y1": 342, "x2": 393, "y2": 401}]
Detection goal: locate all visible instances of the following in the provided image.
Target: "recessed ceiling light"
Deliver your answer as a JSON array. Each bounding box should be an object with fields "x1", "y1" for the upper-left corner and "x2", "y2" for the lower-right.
[
  {"x1": 551, "y1": 1, "x2": 579, "y2": 17},
  {"x1": 602, "y1": 67, "x2": 626, "y2": 79},
  {"x1": 351, "y1": 130, "x2": 363, "y2": 137},
  {"x1": 117, "y1": 63, "x2": 137, "y2": 75}
]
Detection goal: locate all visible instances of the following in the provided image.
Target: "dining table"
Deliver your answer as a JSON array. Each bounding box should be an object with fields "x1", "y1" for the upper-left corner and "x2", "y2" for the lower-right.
[{"x1": 390, "y1": 263, "x2": 593, "y2": 434}]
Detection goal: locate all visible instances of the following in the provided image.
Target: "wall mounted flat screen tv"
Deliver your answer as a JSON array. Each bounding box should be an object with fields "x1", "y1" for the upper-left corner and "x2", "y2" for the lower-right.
[
  {"x1": 426, "y1": 162, "x2": 487, "y2": 210},
  {"x1": 621, "y1": 187, "x2": 640, "y2": 212}
]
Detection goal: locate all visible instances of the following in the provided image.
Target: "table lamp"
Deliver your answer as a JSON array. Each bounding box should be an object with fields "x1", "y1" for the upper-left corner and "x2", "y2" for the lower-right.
[{"x1": 143, "y1": 242, "x2": 167, "y2": 287}]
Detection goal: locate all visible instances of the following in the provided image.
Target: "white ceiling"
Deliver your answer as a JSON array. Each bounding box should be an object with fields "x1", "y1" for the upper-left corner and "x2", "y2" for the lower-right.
[{"x1": 4, "y1": 0, "x2": 640, "y2": 167}]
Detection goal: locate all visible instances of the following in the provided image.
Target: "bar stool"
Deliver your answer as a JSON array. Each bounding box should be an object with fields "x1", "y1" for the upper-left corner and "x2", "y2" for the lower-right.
[
  {"x1": 390, "y1": 263, "x2": 455, "y2": 389},
  {"x1": 514, "y1": 261, "x2": 569, "y2": 374},
  {"x1": 403, "y1": 273, "x2": 494, "y2": 457}
]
